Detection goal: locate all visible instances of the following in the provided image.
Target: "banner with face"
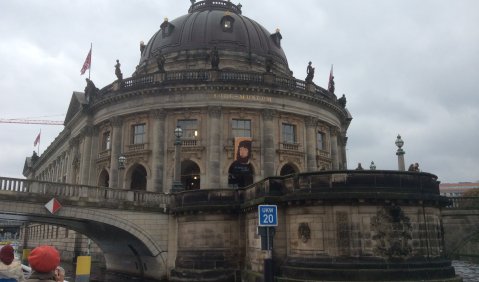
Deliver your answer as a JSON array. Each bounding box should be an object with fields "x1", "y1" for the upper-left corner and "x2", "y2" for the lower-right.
[{"x1": 234, "y1": 137, "x2": 252, "y2": 164}]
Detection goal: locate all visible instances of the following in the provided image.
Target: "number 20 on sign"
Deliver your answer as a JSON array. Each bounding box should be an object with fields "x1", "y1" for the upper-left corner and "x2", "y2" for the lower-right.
[{"x1": 258, "y1": 205, "x2": 278, "y2": 226}]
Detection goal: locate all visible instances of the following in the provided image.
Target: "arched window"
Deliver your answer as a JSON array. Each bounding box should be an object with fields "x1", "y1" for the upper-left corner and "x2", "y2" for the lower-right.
[
  {"x1": 181, "y1": 160, "x2": 200, "y2": 190},
  {"x1": 130, "y1": 164, "x2": 147, "y2": 190},
  {"x1": 98, "y1": 169, "x2": 109, "y2": 187},
  {"x1": 280, "y1": 163, "x2": 298, "y2": 176}
]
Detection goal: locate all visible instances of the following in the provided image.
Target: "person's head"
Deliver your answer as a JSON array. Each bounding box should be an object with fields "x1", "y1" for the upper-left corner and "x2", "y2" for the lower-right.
[
  {"x1": 55, "y1": 266, "x2": 65, "y2": 281},
  {"x1": 28, "y1": 245, "x2": 60, "y2": 273},
  {"x1": 0, "y1": 244, "x2": 14, "y2": 265}
]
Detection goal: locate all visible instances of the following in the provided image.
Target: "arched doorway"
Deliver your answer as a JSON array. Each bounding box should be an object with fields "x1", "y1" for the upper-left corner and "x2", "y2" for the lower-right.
[
  {"x1": 98, "y1": 169, "x2": 109, "y2": 187},
  {"x1": 228, "y1": 162, "x2": 254, "y2": 188},
  {"x1": 130, "y1": 164, "x2": 147, "y2": 190},
  {"x1": 280, "y1": 163, "x2": 298, "y2": 176},
  {"x1": 181, "y1": 160, "x2": 200, "y2": 190}
]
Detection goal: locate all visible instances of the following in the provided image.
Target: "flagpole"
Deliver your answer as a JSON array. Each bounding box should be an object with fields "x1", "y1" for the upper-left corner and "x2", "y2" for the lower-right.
[{"x1": 88, "y1": 43, "x2": 92, "y2": 80}]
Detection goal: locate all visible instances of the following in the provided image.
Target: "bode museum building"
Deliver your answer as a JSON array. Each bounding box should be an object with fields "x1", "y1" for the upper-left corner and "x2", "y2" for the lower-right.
[
  {"x1": 20, "y1": 1, "x2": 460, "y2": 282},
  {"x1": 24, "y1": 1, "x2": 350, "y2": 194}
]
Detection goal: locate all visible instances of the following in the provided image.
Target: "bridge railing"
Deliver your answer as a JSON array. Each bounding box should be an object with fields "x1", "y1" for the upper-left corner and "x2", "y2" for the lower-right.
[
  {"x1": 0, "y1": 177, "x2": 169, "y2": 209},
  {"x1": 445, "y1": 197, "x2": 479, "y2": 209},
  {"x1": 0, "y1": 177, "x2": 28, "y2": 192}
]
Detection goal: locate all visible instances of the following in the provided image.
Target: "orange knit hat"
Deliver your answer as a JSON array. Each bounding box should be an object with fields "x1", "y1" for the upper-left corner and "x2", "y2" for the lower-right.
[{"x1": 28, "y1": 245, "x2": 60, "y2": 273}]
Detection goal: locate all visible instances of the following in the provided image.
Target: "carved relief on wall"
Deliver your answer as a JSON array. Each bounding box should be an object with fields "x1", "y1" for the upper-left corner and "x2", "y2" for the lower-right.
[
  {"x1": 298, "y1": 222, "x2": 311, "y2": 243},
  {"x1": 371, "y1": 205, "x2": 412, "y2": 259}
]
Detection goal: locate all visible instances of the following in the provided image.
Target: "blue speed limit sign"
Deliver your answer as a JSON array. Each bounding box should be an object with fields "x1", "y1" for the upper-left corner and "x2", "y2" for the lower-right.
[{"x1": 258, "y1": 205, "x2": 278, "y2": 226}]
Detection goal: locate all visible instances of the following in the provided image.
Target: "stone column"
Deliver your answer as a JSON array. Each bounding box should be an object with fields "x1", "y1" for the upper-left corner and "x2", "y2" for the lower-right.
[
  {"x1": 305, "y1": 117, "x2": 317, "y2": 172},
  {"x1": 109, "y1": 117, "x2": 123, "y2": 188},
  {"x1": 80, "y1": 125, "x2": 94, "y2": 185},
  {"x1": 89, "y1": 126, "x2": 99, "y2": 185},
  {"x1": 262, "y1": 109, "x2": 276, "y2": 177},
  {"x1": 208, "y1": 106, "x2": 221, "y2": 188},
  {"x1": 67, "y1": 137, "x2": 80, "y2": 184},
  {"x1": 149, "y1": 109, "x2": 166, "y2": 192},
  {"x1": 330, "y1": 127, "x2": 339, "y2": 170},
  {"x1": 340, "y1": 134, "x2": 348, "y2": 170}
]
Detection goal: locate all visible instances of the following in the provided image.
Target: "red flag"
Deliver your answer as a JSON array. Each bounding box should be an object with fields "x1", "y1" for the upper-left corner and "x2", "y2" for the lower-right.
[
  {"x1": 80, "y1": 47, "x2": 92, "y2": 75},
  {"x1": 328, "y1": 64, "x2": 334, "y2": 93},
  {"x1": 34, "y1": 131, "x2": 41, "y2": 146}
]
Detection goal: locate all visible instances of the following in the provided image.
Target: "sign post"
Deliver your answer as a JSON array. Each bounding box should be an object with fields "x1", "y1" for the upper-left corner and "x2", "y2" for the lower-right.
[{"x1": 258, "y1": 205, "x2": 277, "y2": 282}]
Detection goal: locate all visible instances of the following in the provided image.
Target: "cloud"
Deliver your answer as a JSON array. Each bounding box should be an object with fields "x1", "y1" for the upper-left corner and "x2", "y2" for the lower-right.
[{"x1": 0, "y1": 0, "x2": 478, "y2": 183}]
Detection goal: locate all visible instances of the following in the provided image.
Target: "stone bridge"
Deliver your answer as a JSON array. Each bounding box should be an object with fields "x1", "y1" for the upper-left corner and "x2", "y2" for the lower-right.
[
  {"x1": 442, "y1": 197, "x2": 479, "y2": 262},
  {"x1": 0, "y1": 176, "x2": 171, "y2": 279}
]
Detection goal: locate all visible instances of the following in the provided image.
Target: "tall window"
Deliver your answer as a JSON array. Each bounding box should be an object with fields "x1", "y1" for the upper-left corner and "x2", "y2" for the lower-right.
[
  {"x1": 177, "y1": 119, "x2": 198, "y2": 139},
  {"x1": 232, "y1": 119, "x2": 251, "y2": 137},
  {"x1": 317, "y1": 131, "x2": 325, "y2": 150},
  {"x1": 102, "y1": 131, "x2": 111, "y2": 150},
  {"x1": 282, "y1": 123, "x2": 296, "y2": 144},
  {"x1": 132, "y1": 124, "x2": 146, "y2": 144}
]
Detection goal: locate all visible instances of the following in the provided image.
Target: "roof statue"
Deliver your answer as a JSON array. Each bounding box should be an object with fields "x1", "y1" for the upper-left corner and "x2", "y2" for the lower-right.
[
  {"x1": 210, "y1": 47, "x2": 220, "y2": 70},
  {"x1": 328, "y1": 76, "x2": 335, "y2": 94},
  {"x1": 305, "y1": 61, "x2": 315, "y2": 83},
  {"x1": 156, "y1": 53, "x2": 166, "y2": 73},
  {"x1": 338, "y1": 94, "x2": 347, "y2": 108},
  {"x1": 84, "y1": 78, "x2": 99, "y2": 104},
  {"x1": 115, "y1": 59, "x2": 123, "y2": 81}
]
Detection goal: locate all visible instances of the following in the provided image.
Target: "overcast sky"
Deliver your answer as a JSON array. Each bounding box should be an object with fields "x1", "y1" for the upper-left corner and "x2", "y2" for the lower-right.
[{"x1": 0, "y1": 0, "x2": 478, "y2": 184}]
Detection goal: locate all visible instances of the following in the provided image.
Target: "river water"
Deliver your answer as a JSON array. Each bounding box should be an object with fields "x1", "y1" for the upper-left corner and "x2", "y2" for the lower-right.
[
  {"x1": 452, "y1": 260, "x2": 479, "y2": 282},
  {"x1": 59, "y1": 260, "x2": 479, "y2": 282}
]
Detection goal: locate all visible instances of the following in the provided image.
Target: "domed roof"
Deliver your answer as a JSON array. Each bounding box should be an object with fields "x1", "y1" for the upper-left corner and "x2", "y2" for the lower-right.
[{"x1": 139, "y1": 0, "x2": 288, "y2": 70}]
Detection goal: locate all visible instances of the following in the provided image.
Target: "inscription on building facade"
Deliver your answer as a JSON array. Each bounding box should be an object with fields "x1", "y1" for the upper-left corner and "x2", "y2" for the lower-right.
[{"x1": 212, "y1": 93, "x2": 272, "y2": 103}]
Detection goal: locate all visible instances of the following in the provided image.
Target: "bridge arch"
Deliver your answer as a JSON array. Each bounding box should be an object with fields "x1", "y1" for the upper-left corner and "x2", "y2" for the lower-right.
[{"x1": 0, "y1": 199, "x2": 168, "y2": 278}]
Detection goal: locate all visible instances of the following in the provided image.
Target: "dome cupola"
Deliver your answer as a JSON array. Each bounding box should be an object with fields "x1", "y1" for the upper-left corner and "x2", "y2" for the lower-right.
[{"x1": 137, "y1": 0, "x2": 289, "y2": 75}]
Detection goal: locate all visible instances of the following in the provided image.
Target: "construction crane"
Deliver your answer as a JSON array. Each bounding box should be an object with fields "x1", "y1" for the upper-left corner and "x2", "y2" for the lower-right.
[{"x1": 0, "y1": 118, "x2": 63, "y2": 125}]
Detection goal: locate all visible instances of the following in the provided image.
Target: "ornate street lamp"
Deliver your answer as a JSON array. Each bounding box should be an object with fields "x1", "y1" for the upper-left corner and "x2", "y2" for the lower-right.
[
  {"x1": 370, "y1": 161, "x2": 376, "y2": 170},
  {"x1": 395, "y1": 134, "x2": 405, "y2": 171},
  {"x1": 172, "y1": 126, "x2": 184, "y2": 192}
]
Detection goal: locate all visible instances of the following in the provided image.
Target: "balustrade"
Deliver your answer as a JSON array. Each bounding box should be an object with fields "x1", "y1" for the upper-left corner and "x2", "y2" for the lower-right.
[
  {"x1": 128, "y1": 143, "x2": 148, "y2": 152},
  {"x1": 122, "y1": 74, "x2": 155, "y2": 89},
  {"x1": 0, "y1": 177, "x2": 169, "y2": 209},
  {"x1": 165, "y1": 70, "x2": 209, "y2": 81},
  {"x1": 445, "y1": 197, "x2": 479, "y2": 209},
  {"x1": 280, "y1": 142, "x2": 300, "y2": 151}
]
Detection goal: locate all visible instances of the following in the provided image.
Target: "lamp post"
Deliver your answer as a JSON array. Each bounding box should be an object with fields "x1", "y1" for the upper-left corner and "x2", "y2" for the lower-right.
[
  {"x1": 395, "y1": 134, "x2": 405, "y2": 171},
  {"x1": 370, "y1": 161, "x2": 376, "y2": 170},
  {"x1": 172, "y1": 126, "x2": 184, "y2": 192},
  {"x1": 118, "y1": 154, "x2": 126, "y2": 188}
]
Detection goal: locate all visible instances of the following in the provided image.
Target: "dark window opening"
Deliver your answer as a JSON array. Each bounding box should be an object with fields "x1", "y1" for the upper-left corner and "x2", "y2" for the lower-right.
[
  {"x1": 280, "y1": 164, "x2": 298, "y2": 176},
  {"x1": 98, "y1": 169, "x2": 109, "y2": 187},
  {"x1": 181, "y1": 160, "x2": 200, "y2": 190},
  {"x1": 221, "y1": 16, "x2": 234, "y2": 32},
  {"x1": 130, "y1": 165, "x2": 147, "y2": 190}
]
